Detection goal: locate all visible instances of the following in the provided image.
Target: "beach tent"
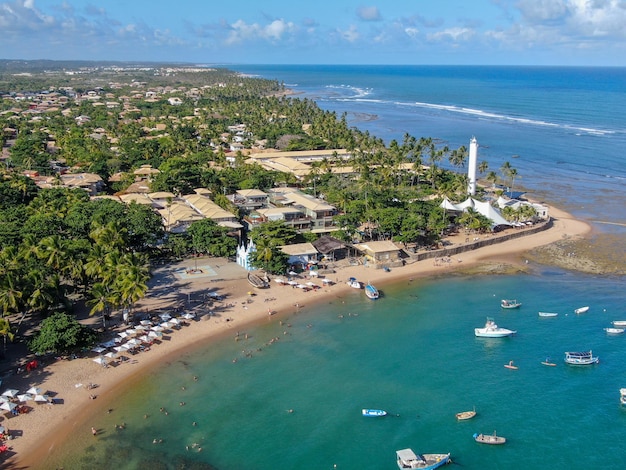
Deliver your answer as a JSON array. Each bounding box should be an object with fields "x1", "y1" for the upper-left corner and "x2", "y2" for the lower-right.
[
  {"x1": 93, "y1": 357, "x2": 107, "y2": 366},
  {"x1": 1, "y1": 389, "x2": 19, "y2": 398},
  {"x1": 26, "y1": 387, "x2": 42, "y2": 395},
  {"x1": 440, "y1": 197, "x2": 462, "y2": 211},
  {"x1": 471, "y1": 199, "x2": 511, "y2": 227},
  {"x1": 17, "y1": 394, "x2": 33, "y2": 402}
]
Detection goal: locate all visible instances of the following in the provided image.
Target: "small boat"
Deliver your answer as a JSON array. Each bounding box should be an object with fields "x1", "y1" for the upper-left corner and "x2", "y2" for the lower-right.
[
  {"x1": 365, "y1": 283, "x2": 379, "y2": 300},
  {"x1": 620, "y1": 388, "x2": 626, "y2": 405},
  {"x1": 604, "y1": 327, "x2": 625, "y2": 335},
  {"x1": 501, "y1": 299, "x2": 522, "y2": 309},
  {"x1": 474, "y1": 318, "x2": 516, "y2": 338},
  {"x1": 347, "y1": 277, "x2": 362, "y2": 289},
  {"x1": 574, "y1": 306, "x2": 590, "y2": 314},
  {"x1": 456, "y1": 407, "x2": 476, "y2": 420},
  {"x1": 473, "y1": 431, "x2": 506, "y2": 445},
  {"x1": 247, "y1": 271, "x2": 269, "y2": 288},
  {"x1": 504, "y1": 360, "x2": 518, "y2": 370},
  {"x1": 362, "y1": 408, "x2": 387, "y2": 417},
  {"x1": 396, "y1": 449, "x2": 451, "y2": 469},
  {"x1": 564, "y1": 350, "x2": 599, "y2": 365},
  {"x1": 538, "y1": 312, "x2": 558, "y2": 317},
  {"x1": 612, "y1": 320, "x2": 626, "y2": 327},
  {"x1": 541, "y1": 358, "x2": 557, "y2": 366}
]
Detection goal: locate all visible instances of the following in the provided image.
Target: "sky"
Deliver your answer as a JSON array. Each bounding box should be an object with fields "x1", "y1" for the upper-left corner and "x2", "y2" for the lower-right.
[{"x1": 1, "y1": 0, "x2": 626, "y2": 66}]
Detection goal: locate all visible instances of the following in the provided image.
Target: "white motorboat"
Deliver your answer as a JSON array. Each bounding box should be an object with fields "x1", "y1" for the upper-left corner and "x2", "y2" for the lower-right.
[
  {"x1": 538, "y1": 312, "x2": 558, "y2": 317},
  {"x1": 501, "y1": 299, "x2": 522, "y2": 309},
  {"x1": 612, "y1": 320, "x2": 626, "y2": 327},
  {"x1": 604, "y1": 327, "x2": 625, "y2": 335},
  {"x1": 362, "y1": 408, "x2": 387, "y2": 417},
  {"x1": 574, "y1": 306, "x2": 589, "y2": 314},
  {"x1": 347, "y1": 277, "x2": 362, "y2": 289},
  {"x1": 564, "y1": 350, "x2": 599, "y2": 365},
  {"x1": 474, "y1": 318, "x2": 516, "y2": 338},
  {"x1": 396, "y1": 449, "x2": 451, "y2": 469},
  {"x1": 620, "y1": 388, "x2": 626, "y2": 405}
]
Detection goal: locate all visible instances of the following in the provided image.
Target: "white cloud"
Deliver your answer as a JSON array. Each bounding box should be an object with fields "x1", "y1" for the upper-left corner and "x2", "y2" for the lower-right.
[
  {"x1": 357, "y1": 6, "x2": 382, "y2": 21},
  {"x1": 428, "y1": 27, "x2": 475, "y2": 42},
  {"x1": 224, "y1": 18, "x2": 296, "y2": 45},
  {"x1": 339, "y1": 25, "x2": 360, "y2": 42}
]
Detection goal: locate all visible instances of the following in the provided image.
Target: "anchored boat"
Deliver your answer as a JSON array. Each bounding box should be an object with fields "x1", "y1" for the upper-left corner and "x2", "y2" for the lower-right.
[
  {"x1": 365, "y1": 283, "x2": 379, "y2": 300},
  {"x1": 396, "y1": 449, "x2": 451, "y2": 469},
  {"x1": 474, "y1": 318, "x2": 516, "y2": 338},
  {"x1": 564, "y1": 350, "x2": 599, "y2": 365}
]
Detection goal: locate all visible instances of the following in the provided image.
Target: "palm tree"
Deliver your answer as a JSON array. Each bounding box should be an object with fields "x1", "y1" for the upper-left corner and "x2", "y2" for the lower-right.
[
  {"x1": 0, "y1": 273, "x2": 23, "y2": 316},
  {"x1": 87, "y1": 282, "x2": 115, "y2": 327},
  {"x1": 0, "y1": 318, "x2": 15, "y2": 357}
]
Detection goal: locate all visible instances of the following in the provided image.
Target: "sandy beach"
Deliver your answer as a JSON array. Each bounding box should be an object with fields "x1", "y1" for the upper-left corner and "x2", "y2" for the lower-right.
[{"x1": 3, "y1": 204, "x2": 590, "y2": 468}]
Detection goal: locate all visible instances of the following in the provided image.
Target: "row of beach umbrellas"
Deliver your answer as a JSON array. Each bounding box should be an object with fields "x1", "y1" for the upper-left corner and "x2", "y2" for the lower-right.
[{"x1": 1, "y1": 387, "x2": 50, "y2": 410}]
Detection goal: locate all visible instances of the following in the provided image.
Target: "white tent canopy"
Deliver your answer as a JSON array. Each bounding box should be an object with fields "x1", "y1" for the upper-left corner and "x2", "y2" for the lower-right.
[{"x1": 440, "y1": 197, "x2": 511, "y2": 227}]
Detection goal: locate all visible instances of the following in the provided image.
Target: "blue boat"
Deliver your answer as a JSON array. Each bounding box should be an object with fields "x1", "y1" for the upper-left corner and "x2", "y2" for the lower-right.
[
  {"x1": 362, "y1": 408, "x2": 387, "y2": 417},
  {"x1": 365, "y1": 283, "x2": 379, "y2": 300}
]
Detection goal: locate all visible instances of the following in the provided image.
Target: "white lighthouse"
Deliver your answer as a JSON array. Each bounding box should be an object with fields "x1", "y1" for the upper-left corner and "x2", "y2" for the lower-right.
[{"x1": 467, "y1": 136, "x2": 478, "y2": 195}]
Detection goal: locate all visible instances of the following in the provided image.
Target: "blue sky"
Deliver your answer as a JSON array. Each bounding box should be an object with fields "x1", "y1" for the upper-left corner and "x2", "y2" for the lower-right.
[{"x1": 1, "y1": 0, "x2": 625, "y2": 65}]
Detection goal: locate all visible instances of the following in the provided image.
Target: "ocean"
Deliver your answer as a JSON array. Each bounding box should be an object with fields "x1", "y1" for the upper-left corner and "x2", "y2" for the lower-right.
[{"x1": 47, "y1": 66, "x2": 626, "y2": 469}]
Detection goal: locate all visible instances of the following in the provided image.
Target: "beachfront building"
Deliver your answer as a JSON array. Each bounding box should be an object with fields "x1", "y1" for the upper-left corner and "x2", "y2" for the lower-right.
[
  {"x1": 267, "y1": 188, "x2": 338, "y2": 233},
  {"x1": 246, "y1": 207, "x2": 311, "y2": 232},
  {"x1": 354, "y1": 240, "x2": 402, "y2": 269},
  {"x1": 279, "y1": 242, "x2": 319, "y2": 268},
  {"x1": 312, "y1": 235, "x2": 348, "y2": 262}
]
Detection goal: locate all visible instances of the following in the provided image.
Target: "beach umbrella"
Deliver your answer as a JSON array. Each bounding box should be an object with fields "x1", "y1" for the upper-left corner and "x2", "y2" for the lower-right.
[
  {"x1": 0, "y1": 402, "x2": 16, "y2": 412},
  {"x1": 34, "y1": 394, "x2": 49, "y2": 403},
  {"x1": 169, "y1": 317, "x2": 181, "y2": 325},
  {"x1": 104, "y1": 352, "x2": 117, "y2": 359},
  {"x1": 274, "y1": 278, "x2": 286, "y2": 284},
  {"x1": 296, "y1": 284, "x2": 307, "y2": 289},
  {"x1": 140, "y1": 320, "x2": 152, "y2": 326},
  {"x1": 126, "y1": 338, "x2": 141, "y2": 347},
  {"x1": 17, "y1": 394, "x2": 33, "y2": 402},
  {"x1": 288, "y1": 271, "x2": 298, "y2": 276},
  {"x1": 91, "y1": 346, "x2": 106, "y2": 354},
  {"x1": 159, "y1": 322, "x2": 172, "y2": 330},
  {"x1": 138, "y1": 335, "x2": 151, "y2": 343},
  {"x1": 148, "y1": 330, "x2": 162, "y2": 338},
  {"x1": 1, "y1": 389, "x2": 19, "y2": 398},
  {"x1": 134, "y1": 325, "x2": 146, "y2": 331},
  {"x1": 26, "y1": 387, "x2": 42, "y2": 395},
  {"x1": 182, "y1": 313, "x2": 195, "y2": 320},
  {"x1": 125, "y1": 328, "x2": 138, "y2": 336},
  {"x1": 118, "y1": 331, "x2": 128, "y2": 339},
  {"x1": 287, "y1": 280, "x2": 297, "y2": 286},
  {"x1": 306, "y1": 282, "x2": 318, "y2": 287},
  {"x1": 159, "y1": 313, "x2": 172, "y2": 321},
  {"x1": 114, "y1": 345, "x2": 129, "y2": 353},
  {"x1": 93, "y1": 357, "x2": 107, "y2": 366},
  {"x1": 102, "y1": 340, "x2": 117, "y2": 348},
  {"x1": 310, "y1": 270, "x2": 319, "y2": 277},
  {"x1": 0, "y1": 396, "x2": 8, "y2": 403},
  {"x1": 151, "y1": 325, "x2": 164, "y2": 332},
  {"x1": 322, "y1": 278, "x2": 332, "y2": 284}
]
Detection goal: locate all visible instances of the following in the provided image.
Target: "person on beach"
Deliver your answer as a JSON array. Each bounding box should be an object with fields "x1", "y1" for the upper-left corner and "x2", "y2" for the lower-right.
[{"x1": 91, "y1": 427, "x2": 97, "y2": 436}]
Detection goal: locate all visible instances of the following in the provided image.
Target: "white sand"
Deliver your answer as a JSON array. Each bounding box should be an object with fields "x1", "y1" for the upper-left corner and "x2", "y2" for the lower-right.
[{"x1": 5, "y1": 205, "x2": 589, "y2": 467}]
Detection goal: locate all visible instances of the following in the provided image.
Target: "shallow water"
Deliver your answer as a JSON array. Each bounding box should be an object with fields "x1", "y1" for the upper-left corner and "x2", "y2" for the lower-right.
[{"x1": 45, "y1": 270, "x2": 626, "y2": 469}]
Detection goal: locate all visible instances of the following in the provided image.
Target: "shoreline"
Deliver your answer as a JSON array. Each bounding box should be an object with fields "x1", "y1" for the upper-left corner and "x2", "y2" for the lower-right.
[{"x1": 6, "y1": 204, "x2": 591, "y2": 468}]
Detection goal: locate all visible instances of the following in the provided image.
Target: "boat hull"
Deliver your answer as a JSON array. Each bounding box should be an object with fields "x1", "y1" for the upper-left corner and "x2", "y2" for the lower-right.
[
  {"x1": 362, "y1": 408, "x2": 387, "y2": 417},
  {"x1": 538, "y1": 312, "x2": 558, "y2": 317},
  {"x1": 564, "y1": 351, "x2": 599, "y2": 365},
  {"x1": 473, "y1": 433, "x2": 506, "y2": 445},
  {"x1": 574, "y1": 306, "x2": 589, "y2": 314},
  {"x1": 474, "y1": 328, "x2": 516, "y2": 338},
  {"x1": 604, "y1": 328, "x2": 625, "y2": 335},
  {"x1": 612, "y1": 321, "x2": 626, "y2": 327},
  {"x1": 456, "y1": 410, "x2": 476, "y2": 420},
  {"x1": 396, "y1": 449, "x2": 450, "y2": 470},
  {"x1": 501, "y1": 300, "x2": 521, "y2": 309},
  {"x1": 365, "y1": 284, "x2": 379, "y2": 300}
]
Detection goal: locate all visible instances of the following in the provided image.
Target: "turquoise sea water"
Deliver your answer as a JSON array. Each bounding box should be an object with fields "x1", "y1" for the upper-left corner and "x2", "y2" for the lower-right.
[
  {"x1": 46, "y1": 270, "x2": 626, "y2": 470},
  {"x1": 45, "y1": 65, "x2": 626, "y2": 469}
]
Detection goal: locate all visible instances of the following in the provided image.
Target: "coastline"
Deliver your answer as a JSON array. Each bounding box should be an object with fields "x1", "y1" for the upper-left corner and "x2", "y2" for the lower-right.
[{"x1": 6, "y1": 204, "x2": 591, "y2": 468}]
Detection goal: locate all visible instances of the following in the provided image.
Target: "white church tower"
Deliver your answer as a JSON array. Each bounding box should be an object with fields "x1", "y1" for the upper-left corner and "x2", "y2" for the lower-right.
[{"x1": 467, "y1": 136, "x2": 478, "y2": 195}]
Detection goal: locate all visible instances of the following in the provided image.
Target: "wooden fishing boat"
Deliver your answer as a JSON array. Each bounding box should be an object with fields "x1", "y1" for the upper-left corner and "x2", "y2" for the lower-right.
[
  {"x1": 396, "y1": 449, "x2": 451, "y2": 469},
  {"x1": 501, "y1": 299, "x2": 522, "y2": 309},
  {"x1": 473, "y1": 431, "x2": 506, "y2": 445},
  {"x1": 538, "y1": 312, "x2": 558, "y2": 317},
  {"x1": 455, "y1": 407, "x2": 476, "y2": 420},
  {"x1": 247, "y1": 271, "x2": 269, "y2": 288},
  {"x1": 365, "y1": 283, "x2": 379, "y2": 300}
]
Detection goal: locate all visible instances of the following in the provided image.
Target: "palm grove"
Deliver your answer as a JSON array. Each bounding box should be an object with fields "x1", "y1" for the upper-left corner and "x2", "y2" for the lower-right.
[{"x1": 0, "y1": 61, "x2": 522, "y2": 355}]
